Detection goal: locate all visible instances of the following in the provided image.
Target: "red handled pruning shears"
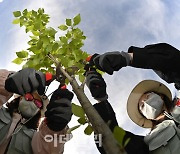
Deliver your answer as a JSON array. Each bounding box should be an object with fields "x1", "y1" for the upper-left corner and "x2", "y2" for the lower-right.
[
  {"x1": 84, "y1": 54, "x2": 99, "y2": 74},
  {"x1": 45, "y1": 65, "x2": 67, "y2": 90}
]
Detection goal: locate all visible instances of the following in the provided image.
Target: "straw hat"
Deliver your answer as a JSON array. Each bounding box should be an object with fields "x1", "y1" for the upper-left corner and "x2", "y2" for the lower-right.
[{"x1": 127, "y1": 80, "x2": 172, "y2": 128}]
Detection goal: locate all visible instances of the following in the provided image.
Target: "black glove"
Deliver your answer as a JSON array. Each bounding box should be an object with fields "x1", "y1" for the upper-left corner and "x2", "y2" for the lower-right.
[
  {"x1": 93, "y1": 51, "x2": 131, "y2": 75},
  {"x1": 5, "y1": 68, "x2": 45, "y2": 95},
  {"x1": 86, "y1": 70, "x2": 108, "y2": 101},
  {"x1": 45, "y1": 88, "x2": 74, "y2": 131}
]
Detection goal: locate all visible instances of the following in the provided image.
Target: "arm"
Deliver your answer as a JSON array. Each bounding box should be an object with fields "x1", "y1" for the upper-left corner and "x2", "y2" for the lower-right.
[
  {"x1": 5, "y1": 68, "x2": 46, "y2": 95},
  {"x1": 32, "y1": 88, "x2": 74, "y2": 154},
  {"x1": 85, "y1": 70, "x2": 149, "y2": 154},
  {"x1": 92, "y1": 43, "x2": 180, "y2": 85},
  {"x1": 45, "y1": 88, "x2": 73, "y2": 131},
  {"x1": 128, "y1": 43, "x2": 180, "y2": 73},
  {"x1": 129, "y1": 43, "x2": 180, "y2": 85},
  {"x1": 94, "y1": 101, "x2": 149, "y2": 154},
  {"x1": 0, "y1": 69, "x2": 14, "y2": 107},
  {"x1": 31, "y1": 120, "x2": 68, "y2": 154}
]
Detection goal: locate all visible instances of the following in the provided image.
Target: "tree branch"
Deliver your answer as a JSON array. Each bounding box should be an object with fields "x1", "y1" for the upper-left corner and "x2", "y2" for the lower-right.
[{"x1": 48, "y1": 53, "x2": 126, "y2": 154}]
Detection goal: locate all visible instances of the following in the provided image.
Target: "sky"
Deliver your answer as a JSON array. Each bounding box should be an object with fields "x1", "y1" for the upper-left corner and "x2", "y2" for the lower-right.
[{"x1": 1, "y1": 0, "x2": 180, "y2": 153}]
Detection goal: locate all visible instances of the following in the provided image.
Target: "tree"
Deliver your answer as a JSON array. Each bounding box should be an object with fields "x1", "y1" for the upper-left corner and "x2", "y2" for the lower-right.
[{"x1": 12, "y1": 8, "x2": 128, "y2": 154}]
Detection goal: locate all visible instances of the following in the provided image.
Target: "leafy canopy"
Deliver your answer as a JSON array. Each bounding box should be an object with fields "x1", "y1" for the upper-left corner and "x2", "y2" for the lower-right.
[{"x1": 12, "y1": 8, "x2": 88, "y2": 83}]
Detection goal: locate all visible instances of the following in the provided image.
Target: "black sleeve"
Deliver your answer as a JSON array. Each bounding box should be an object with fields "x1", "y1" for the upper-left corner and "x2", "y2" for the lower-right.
[
  {"x1": 128, "y1": 43, "x2": 180, "y2": 74},
  {"x1": 93, "y1": 101, "x2": 149, "y2": 154}
]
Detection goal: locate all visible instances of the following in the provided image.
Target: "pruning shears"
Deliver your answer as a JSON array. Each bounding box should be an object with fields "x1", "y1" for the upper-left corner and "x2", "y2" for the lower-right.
[
  {"x1": 84, "y1": 54, "x2": 99, "y2": 74},
  {"x1": 56, "y1": 64, "x2": 67, "y2": 89},
  {"x1": 45, "y1": 64, "x2": 67, "y2": 90}
]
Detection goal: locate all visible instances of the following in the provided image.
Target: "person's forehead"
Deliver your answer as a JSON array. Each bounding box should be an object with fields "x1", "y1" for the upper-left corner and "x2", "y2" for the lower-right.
[{"x1": 139, "y1": 92, "x2": 156, "y2": 103}]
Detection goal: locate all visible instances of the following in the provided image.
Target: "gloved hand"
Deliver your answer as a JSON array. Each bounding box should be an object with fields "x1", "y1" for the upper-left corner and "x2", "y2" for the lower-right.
[
  {"x1": 92, "y1": 51, "x2": 131, "y2": 75},
  {"x1": 5, "y1": 68, "x2": 45, "y2": 95},
  {"x1": 86, "y1": 70, "x2": 108, "y2": 101},
  {"x1": 45, "y1": 88, "x2": 74, "y2": 131}
]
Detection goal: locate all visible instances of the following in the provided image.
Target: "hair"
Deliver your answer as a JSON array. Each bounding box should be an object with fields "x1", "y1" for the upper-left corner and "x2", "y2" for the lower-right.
[
  {"x1": 158, "y1": 93, "x2": 174, "y2": 112},
  {"x1": 6, "y1": 97, "x2": 41, "y2": 130}
]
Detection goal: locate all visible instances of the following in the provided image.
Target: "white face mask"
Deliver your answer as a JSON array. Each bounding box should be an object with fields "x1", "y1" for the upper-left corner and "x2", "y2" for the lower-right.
[
  {"x1": 139, "y1": 92, "x2": 164, "y2": 120},
  {"x1": 18, "y1": 97, "x2": 39, "y2": 119}
]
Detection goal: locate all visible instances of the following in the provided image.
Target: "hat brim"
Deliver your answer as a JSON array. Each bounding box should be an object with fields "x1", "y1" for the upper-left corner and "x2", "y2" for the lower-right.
[{"x1": 127, "y1": 80, "x2": 172, "y2": 128}]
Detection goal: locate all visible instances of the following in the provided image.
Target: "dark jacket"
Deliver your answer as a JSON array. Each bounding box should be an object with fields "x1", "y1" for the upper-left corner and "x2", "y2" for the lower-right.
[
  {"x1": 93, "y1": 43, "x2": 180, "y2": 154},
  {"x1": 94, "y1": 101, "x2": 149, "y2": 154},
  {"x1": 128, "y1": 43, "x2": 180, "y2": 84}
]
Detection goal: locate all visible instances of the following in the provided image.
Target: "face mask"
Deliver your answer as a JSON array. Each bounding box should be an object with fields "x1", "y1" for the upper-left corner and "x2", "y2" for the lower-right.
[
  {"x1": 139, "y1": 92, "x2": 164, "y2": 120},
  {"x1": 18, "y1": 97, "x2": 39, "y2": 119}
]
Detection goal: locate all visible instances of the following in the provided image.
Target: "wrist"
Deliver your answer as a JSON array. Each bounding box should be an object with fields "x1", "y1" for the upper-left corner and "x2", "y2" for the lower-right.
[
  {"x1": 95, "y1": 94, "x2": 108, "y2": 102},
  {"x1": 121, "y1": 51, "x2": 132, "y2": 66}
]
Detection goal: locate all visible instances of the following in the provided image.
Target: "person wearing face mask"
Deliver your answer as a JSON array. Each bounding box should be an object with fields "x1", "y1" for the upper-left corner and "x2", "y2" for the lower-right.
[
  {"x1": 85, "y1": 43, "x2": 180, "y2": 154},
  {"x1": 0, "y1": 68, "x2": 74, "y2": 154}
]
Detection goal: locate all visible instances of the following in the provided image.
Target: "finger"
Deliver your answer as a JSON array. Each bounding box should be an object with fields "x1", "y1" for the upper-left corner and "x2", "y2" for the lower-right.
[
  {"x1": 22, "y1": 74, "x2": 31, "y2": 93},
  {"x1": 99, "y1": 56, "x2": 113, "y2": 75},
  {"x1": 11, "y1": 76, "x2": 25, "y2": 95},
  {"x1": 36, "y1": 71, "x2": 46, "y2": 95},
  {"x1": 28, "y1": 72, "x2": 39, "y2": 91}
]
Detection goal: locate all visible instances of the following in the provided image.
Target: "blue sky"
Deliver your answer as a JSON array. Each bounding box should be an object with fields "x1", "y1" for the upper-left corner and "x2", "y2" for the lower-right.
[{"x1": 1, "y1": 0, "x2": 180, "y2": 153}]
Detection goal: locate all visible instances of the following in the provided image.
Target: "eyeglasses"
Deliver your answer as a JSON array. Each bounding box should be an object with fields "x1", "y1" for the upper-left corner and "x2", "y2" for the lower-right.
[{"x1": 24, "y1": 93, "x2": 43, "y2": 108}]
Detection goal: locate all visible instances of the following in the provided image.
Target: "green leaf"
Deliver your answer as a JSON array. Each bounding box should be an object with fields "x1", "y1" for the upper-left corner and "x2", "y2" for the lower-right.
[
  {"x1": 45, "y1": 44, "x2": 53, "y2": 54},
  {"x1": 38, "y1": 8, "x2": 44, "y2": 14},
  {"x1": 73, "y1": 14, "x2": 81, "y2": 26},
  {"x1": 12, "y1": 57, "x2": 23, "y2": 64},
  {"x1": 47, "y1": 27, "x2": 57, "y2": 37},
  {"x1": 16, "y1": 51, "x2": 28, "y2": 58},
  {"x1": 66, "y1": 31, "x2": 72, "y2": 38},
  {"x1": 37, "y1": 40, "x2": 43, "y2": 49},
  {"x1": 72, "y1": 103, "x2": 85, "y2": 118},
  {"x1": 32, "y1": 10, "x2": 37, "y2": 17},
  {"x1": 66, "y1": 19, "x2": 72, "y2": 26},
  {"x1": 13, "y1": 11, "x2": 21, "y2": 17},
  {"x1": 79, "y1": 74, "x2": 85, "y2": 83},
  {"x1": 12, "y1": 18, "x2": 20, "y2": 24},
  {"x1": 124, "y1": 138, "x2": 130, "y2": 147},
  {"x1": 32, "y1": 30, "x2": 40, "y2": 36},
  {"x1": 84, "y1": 125, "x2": 93, "y2": 135},
  {"x1": 26, "y1": 26, "x2": 33, "y2": 33},
  {"x1": 58, "y1": 48, "x2": 66, "y2": 55},
  {"x1": 22, "y1": 9, "x2": 28, "y2": 16},
  {"x1": 41, "y1": 35, "x2": 50, "y2": 48},
  {"x1": 60, "y1": 56, "x2": 68, "y2": 67},
  {"x1": 78, "y1": 117, "x2": 87, "y2": 125},
  {"x1": 34, "y1": 22, "x2": 41, "y2": 30},
  {"x1": 113, "y1": 126, "x2": 126, "y2": 147},
  {"x1": 52, "y1": 42, "x2": 59, "y2": 51},
  {"x1": 58, "y1": 25, "x2": 68, "y2": 31},
  {"x1": 59, "y1": 36, "x2": 67, "y2": 44},
  {"x1": 68, "y1": 60, "x2": 75, "y2": 67}
]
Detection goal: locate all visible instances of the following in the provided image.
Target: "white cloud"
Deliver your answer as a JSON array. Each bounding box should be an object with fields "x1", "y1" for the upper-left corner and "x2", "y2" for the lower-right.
[{"x1": 0, "y1": 0, "x2": 3, "y2": 2}]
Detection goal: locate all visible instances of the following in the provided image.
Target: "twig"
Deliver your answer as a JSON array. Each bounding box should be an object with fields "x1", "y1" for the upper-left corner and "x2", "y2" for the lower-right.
[{"x1": 47, "y1": 53, "x2": 73, "y2": 83}]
